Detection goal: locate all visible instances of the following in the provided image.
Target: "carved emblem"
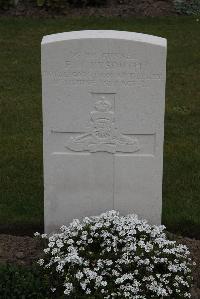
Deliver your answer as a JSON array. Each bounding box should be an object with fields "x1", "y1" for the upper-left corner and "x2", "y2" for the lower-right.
[{"x1": 65, "y1": 97, "x2": 140, "y2": 153}]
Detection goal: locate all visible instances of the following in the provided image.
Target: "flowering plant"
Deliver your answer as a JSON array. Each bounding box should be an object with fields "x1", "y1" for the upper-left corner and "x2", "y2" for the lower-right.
[{"x1": 35, "y1": 211, "x2": 193, "y2": 298}]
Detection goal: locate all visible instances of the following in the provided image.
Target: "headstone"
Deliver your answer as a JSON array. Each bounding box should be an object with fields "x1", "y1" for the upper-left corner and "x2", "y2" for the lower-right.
[{"x1": 42, "y1": 30, "x2": 167, "y2": 233}]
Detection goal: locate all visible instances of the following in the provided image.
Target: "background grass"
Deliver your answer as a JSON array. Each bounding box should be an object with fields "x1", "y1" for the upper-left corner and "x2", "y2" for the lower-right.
[{"x1": 0, "y1": 17, "x2": 200, "y2": 237}]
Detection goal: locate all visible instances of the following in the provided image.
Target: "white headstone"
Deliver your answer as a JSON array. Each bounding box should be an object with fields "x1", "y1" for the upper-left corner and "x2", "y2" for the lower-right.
[{"x1": 42, "y1": 30, "x2": 167, "y2": 233}]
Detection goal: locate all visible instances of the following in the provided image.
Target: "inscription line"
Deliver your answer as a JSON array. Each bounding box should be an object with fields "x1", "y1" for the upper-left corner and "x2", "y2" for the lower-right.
[
  {"x1": 51, "y1": 130, "x2": 156, "y2": 136},
  {"x1": 51, "y1": 152, "x2": 155, "y2": 157}
]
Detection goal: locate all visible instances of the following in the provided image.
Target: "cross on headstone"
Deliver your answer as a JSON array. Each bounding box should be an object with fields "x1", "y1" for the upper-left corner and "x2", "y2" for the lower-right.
[{"x1": 52, "y1": 93, "x2": 155, "y2": 157}]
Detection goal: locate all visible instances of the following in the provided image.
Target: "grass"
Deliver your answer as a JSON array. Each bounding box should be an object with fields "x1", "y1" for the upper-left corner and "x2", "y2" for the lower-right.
[{"x1": 0, "y1": 17, "x2": 200, "y2": 237}]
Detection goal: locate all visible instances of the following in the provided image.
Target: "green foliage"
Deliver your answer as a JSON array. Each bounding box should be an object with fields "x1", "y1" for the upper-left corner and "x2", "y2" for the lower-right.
[
  {"x1": 36, "y1": 0, "x2": 107, "y2": 8},
  {"x1": 48, "y1": 0, "x2": 67, "y2": 9},
  {"x1": 174, "y1": 0, "x2": 200, "y2": 15},
  {"x1": 37, "y1": 0, "x2": 46, "y2": 7},
  {"x1": 0, "y1": 264, "x2": 51, "y2": 298},
  {"x1": 68, "y1": 0, "x2": 107, "y2": 7},
  {"x1": 0, "y1": 0, "x2": 14, "y2": 10},
  {"x1": 116, "y1": 0, "x2": 134, "y2": 4}
]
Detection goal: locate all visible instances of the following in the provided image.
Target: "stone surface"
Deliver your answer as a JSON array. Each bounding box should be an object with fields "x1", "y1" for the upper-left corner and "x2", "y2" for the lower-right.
[{"x1": 41, "y1": 30, "x2": 167, "y2": 233}]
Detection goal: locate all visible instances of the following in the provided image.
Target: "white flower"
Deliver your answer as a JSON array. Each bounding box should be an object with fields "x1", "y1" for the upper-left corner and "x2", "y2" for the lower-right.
[
  {"x1": 86, "y1": 288, "x2": 91, "y2": 294},
  {"x1": 52, "y1": 248, "x2": 59, "y2": 255},
  {"x1": 48, "y1": 242, "x2": 54, "y2": 248},
  {"x1": 41, "y1": 233, "x2": 47, "y2": 239},
  {"x1": 37, "y1": 258, "x2": 44, "y2": 266},
  {"x1": 80, "y1": 282, "x2": 87, "y2": 290},
  {"x1": 76, "y1": 270, "x2": 84, "y2": 280},
  {"x1": 67, "y1": 238, "x2": 74, "y2": 245},
  {"x1": 36, "y1": 210, "x2": 193, "y2": 298},
  {"x1": 44, "y1": 248, "x2": 50, "y2": 254},
  {"x1": 56, "y1": 240, "x2": 64, "y2": 248},
  {"x1": 101, "y1": 281, "x2": 107, "y2": 286},
  {"x1": 63, "y1": 282, "x2": 73, "y2": 295},
  {"x1": 34, "y1": 232, "x2": 40, "y2": 237}
]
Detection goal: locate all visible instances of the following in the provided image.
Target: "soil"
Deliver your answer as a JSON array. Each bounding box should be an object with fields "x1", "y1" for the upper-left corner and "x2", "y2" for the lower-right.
[
  {"x1": 0, "y1": 0, "x2": 177, "y2": 17},
  {"x1": 0, "y1": 233, "x2": 199, "y2": 298}
]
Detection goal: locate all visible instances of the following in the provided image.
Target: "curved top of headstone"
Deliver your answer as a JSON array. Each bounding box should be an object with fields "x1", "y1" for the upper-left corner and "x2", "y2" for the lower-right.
[{"x1": 42, "y1": 30, "x2": 166, "y2": 47}]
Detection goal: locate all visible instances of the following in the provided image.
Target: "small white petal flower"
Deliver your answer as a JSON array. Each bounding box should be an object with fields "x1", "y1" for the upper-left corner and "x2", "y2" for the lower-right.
[{"x1": 37, "y1": 211, "x2": 192, "y2": 298}]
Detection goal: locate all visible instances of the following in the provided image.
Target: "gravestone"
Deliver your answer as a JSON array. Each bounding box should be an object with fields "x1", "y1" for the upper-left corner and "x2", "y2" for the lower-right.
[{"x1": 42, "y1": 30, "x2": 167, "y2": 233}]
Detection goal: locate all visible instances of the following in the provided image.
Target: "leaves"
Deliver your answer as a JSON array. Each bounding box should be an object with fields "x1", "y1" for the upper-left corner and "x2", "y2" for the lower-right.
[
  {"x1": 37, "y1": 0, "x2": 46, "y2": 6},
  {"x1": 0, "y1": 264, "x2": 51, "y2": 298},
  {"x1": 174, "y1": 0, "x2": 200, "y2": 15}
]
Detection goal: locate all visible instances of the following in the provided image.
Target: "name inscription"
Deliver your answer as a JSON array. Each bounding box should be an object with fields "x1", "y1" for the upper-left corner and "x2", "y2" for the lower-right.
[{"x1": 43, "y1": 51, "x2": 163, "y2": 87}]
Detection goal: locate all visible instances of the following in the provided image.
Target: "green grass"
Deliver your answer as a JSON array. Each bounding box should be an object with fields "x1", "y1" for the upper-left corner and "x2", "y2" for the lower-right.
[{"x1": 0, "y1": 17, "x2": 200, "y2": 237}]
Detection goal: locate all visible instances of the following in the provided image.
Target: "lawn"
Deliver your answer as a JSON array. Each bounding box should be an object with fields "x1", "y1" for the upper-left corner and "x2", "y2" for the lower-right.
[{"x1": 0, "y1": 17, "x2": 200, "y2": 238}]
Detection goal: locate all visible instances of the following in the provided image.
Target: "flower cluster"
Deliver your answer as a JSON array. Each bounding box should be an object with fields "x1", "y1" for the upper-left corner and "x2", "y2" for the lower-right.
[{"x1": 35, "y1": 211, "x2": 193, "y2": 298}]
